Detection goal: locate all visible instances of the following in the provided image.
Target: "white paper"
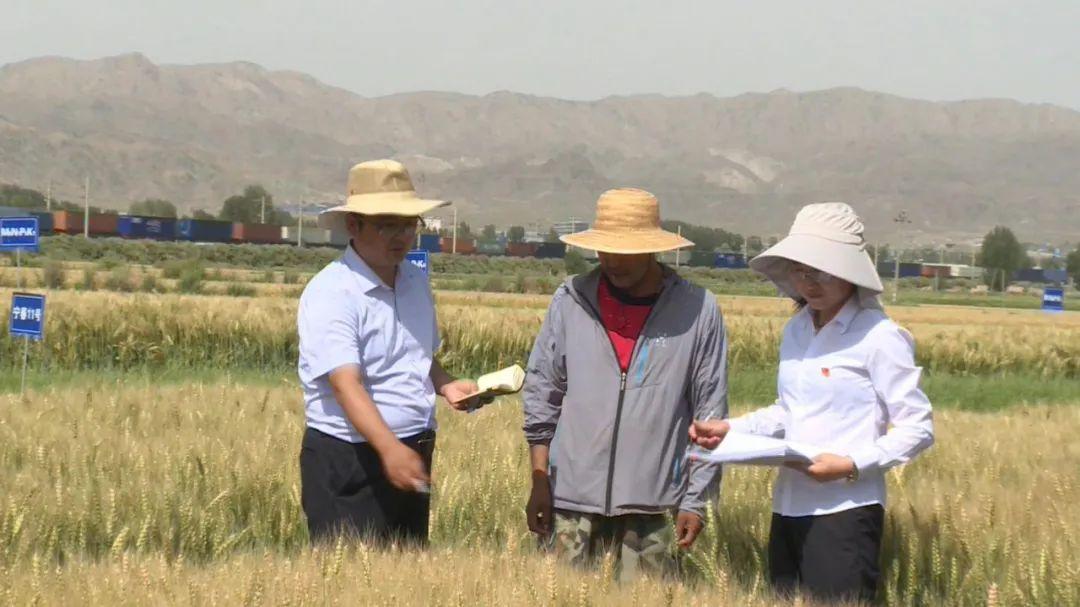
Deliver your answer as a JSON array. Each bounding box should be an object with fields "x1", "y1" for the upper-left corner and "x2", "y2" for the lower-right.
[{"x1": 687, "y1": 432, "x2": 825, "y2": 467}]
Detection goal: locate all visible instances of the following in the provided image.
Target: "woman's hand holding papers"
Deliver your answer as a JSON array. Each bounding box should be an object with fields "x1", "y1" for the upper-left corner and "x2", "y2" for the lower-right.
[{"x1": 689, "y1": 419, "x2": 731, "y2": 449}]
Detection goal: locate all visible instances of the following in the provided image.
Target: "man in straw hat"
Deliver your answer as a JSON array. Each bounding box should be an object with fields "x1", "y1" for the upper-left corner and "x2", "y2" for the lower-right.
[
  {"x1": 522, "y1": 188, "x2": 728, "y2": 581},
  {"x1": 297, "y1": 159, "x2": 483, "y2": 544}
]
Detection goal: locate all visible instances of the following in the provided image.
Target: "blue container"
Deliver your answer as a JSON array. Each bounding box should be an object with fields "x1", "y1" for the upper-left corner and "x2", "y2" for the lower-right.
[
  {"x1": 714, "y1": 252, "x2": 748, "y2": 269},
  {"x1": 177, "y1": 219, "x2": 233, "y2": 243},
  {"x1": 0, "y1": 208, "x2": 54, "y2": 234},
  {"x1": 1015, "y1": 268, "x2": 1069, "y2": 284},
  {"x1": 29, "y1": 211, "x2": 53, "y2": 234},
  {"x1": 118, "y1": 216, "x2": 176, "y2": 240},
  {"x1": 418, "y1": 233, "x2": 442, "y2": 253}
]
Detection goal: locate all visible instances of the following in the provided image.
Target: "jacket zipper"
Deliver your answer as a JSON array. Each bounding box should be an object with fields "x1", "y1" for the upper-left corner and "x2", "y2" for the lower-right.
[{"x1": 574, "y1": 283, "x2": 666, "y2": 516}]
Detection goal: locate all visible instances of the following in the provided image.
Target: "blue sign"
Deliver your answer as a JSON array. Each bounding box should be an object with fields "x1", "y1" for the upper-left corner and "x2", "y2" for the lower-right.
[
  {"x1": 0, "y1": 216, "x2": 40, "y2": 252},
  {"x1": 1042, "y1": 287, "x2": 1064, "y2": 312},
  {"x1": 406, "y1": 249, "x2": 430, "y2": 276},
  {"x1": 9, "y1": 293, "x2": 46, "y2": 340}
]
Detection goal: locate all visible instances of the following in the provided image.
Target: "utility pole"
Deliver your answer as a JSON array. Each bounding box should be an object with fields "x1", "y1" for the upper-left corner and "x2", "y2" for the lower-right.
[
  {"x1": 261, "y1": 195, "x2": 266, "y2": 224},
  {"x1": 83, "y1": 176, "x2": 90, "y2": 238},
  {"x1": 297, "y1": 195, "x2": 303, "y2": 248},
  {"x1": 46, "y1": 181, "x2": 52, "y2": 211},
  {"x1": 452, "y1": 205, "x2": 458, "y2": 254},
  {"x1": 891, "y1": 210, "x2": 912, "y2": 304}
]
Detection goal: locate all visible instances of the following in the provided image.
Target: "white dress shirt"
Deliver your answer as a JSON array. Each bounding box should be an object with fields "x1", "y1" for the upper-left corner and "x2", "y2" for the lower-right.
[
  {"x1": 297, "y1": 244, "x2": 440, "y2": 443},
  {"x1": 728, "y1": 297, "x2": 934, "y2": 517}
]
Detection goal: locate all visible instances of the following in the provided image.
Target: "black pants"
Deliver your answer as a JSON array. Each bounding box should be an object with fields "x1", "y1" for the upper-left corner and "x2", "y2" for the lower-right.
[
  {"x1": 299, "y1": 427, "x2": 435, "y2": 545},
  {"x1": 768, "y1": 504, "x2": 884, "y2": 604}
]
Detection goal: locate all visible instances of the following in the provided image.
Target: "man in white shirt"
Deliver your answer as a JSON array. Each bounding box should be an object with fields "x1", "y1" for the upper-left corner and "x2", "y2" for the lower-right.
[{"x1": 297, "y1": 160, "x2": 481, "y2": 544}]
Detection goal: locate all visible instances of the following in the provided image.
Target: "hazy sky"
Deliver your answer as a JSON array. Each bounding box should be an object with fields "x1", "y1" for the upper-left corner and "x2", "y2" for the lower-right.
[{"x1": 3, "y1": 0, "x2": 1079, "y2": 108}]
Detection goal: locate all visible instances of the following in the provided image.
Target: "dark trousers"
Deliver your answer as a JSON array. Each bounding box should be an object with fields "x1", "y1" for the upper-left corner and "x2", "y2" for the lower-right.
[
  {"x1": 768, "y1": 504, "x2": 884, "y2": 604},
  {"x1": 299, "y1": 427, "x2": 435, "y2": 545}
]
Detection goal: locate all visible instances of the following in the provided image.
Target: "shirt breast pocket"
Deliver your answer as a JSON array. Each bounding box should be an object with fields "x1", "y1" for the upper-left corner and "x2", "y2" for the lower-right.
[{"x1": 804, "y1": 362, "x2": 876, "y2": 416}]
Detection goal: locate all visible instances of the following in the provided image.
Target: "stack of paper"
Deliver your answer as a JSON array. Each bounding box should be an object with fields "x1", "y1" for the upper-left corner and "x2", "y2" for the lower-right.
[{"x1": 687, "y1": 432, "x2": 825, "y2": 467}]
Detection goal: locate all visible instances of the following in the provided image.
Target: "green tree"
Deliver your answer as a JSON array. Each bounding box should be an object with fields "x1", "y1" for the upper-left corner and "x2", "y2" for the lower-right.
[
  {"x1": 660, "y1": 220, "x2": 744, "y2": 252},
  {"x1": 0, "y1": 184, "x2": 48, "y2": 209},
  {"x1": 190, "y1": 209, "x2": 217, "y2": 220},
  {"x1": 746, "y1": 236, "x2": 765, "y2": 256},
  {"x1": 508, "y1": 226, "x2": 525, "y2": 243},
  {"x1": 129, "y1": 198, "x2": 177, "y2": 218},
  {"x1": 219, "y1": 185, "x2": 290, "y2": 225},
  {"x1": 481, "y1": 224, "x2": 497, "y2": 241},
  {"x1": 545, "y1": 228, "x2": 560, "y2": 243},
  {"x1": 564, "y1": 249, "x2": 589, "y2": 275},
  {"x1": 1067, "y1": 246, "x2": 1080, "y2": 287},
  {"x1": 980, "y1": 226, "x2": 1027, "y2": 290},
  {"x1": 457, "y1": 221, "x2": 473, "y2": 240}
]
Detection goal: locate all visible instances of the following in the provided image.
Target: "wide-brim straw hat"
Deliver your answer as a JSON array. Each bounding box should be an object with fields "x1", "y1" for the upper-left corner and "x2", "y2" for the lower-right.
[
  {"x1": 750, "y1": 202, "x2": 884, "y2": 308},
  {"x1": 317, "y1": 159, "x2": 450, "y2": 230},
  {"x1": 560, "y1": 188, "x2": 694, "y2": 254}
]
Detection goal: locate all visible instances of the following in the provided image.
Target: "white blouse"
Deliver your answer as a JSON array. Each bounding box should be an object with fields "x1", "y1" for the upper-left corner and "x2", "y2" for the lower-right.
[{"x1": 728, "y1": 297, "x2": 934, "y2": 517}]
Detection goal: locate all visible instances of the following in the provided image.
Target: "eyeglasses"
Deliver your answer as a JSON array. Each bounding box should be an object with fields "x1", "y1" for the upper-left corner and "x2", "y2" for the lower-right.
[
  {"x1": 371, "y1": 218, "x2": 425, "y2": 239},
  {"x1": 787, "y1": 266, "x2": 837, "y2": 285}
]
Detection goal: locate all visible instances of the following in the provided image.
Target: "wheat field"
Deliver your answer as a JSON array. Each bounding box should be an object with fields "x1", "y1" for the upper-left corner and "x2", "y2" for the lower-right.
[
  {"x1": 0, "y1": 379, "x2": 1077, "y2": 606},
  {"x1": 2, "y1": 288, "x2": 1078, "y2": 378}
]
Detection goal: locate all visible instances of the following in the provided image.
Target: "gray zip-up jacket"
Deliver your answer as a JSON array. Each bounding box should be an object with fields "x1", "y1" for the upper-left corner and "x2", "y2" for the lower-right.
[{"x1": 523, "y1": 266, "x2": 727, "y2": 517}]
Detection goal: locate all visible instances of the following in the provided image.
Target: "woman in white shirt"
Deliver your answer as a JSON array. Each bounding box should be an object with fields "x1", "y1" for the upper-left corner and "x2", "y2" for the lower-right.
[{"x1": 691, "y1": 202, "x2": 934, "y2": 604}]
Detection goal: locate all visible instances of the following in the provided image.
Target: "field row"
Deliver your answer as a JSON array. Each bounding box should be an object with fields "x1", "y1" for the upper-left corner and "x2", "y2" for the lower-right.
[
  {"x1": 0, "y1": 380, "x2": 1076, "y2": 606},
  {"x1": 1, "y1": 289, "x2": 1077, "y2": 378}
]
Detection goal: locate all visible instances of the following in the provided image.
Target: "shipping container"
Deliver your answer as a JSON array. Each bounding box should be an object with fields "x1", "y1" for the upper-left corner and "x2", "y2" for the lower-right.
[
  {"x1": 439, "y1": 237, "x2": 478, "y2": 254},
  {"x1": 52, "y1": 211, "x2": 119, "y2": 235},
  {"x1": 0, "y1": 207, "x2": 53, "y2": 234},
  {"x1": 920, "y1": 264, "x2": 952, "y2": 279},
  {"x1": 1014, "y1": 268, "x2": 1068, "y2": 284},
  {"x1": 535, "y1": 242, "x2": 567, "y2": 259},
  {"x1": 687, "y1": 251, "x2": 714, "y2": 267},
  {"x1": 506, "y1": 242, "x2": 538, "y2": 257},
  {"x1": 877, "y1": 261, "x2": 921, "y2": 279},
  {"x1": 117, "y1": 215, "x2": 176, "y2": 240},
  {"x1": 714, "y1": 252, "x2": 748, "y2": 269},
  {"x1": 177, "y1": 219, "x2": 233, "y2": 243},
  {"x1": 281, "y1": 226, "x2": 332, "y2": 246},
  {"x1": 232, "y1": 222, "x2": 282, "y2": 244},
  {"x1": 477, "y1": 241, "x2": 504, "y2": 256},
  {"x1": 419, "y1": 233, "x2": 441, "y2": 253}
]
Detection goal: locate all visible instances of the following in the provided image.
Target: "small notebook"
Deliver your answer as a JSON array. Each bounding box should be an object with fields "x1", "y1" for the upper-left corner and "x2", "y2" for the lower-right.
[{"x1": 458, "y1": 364, "x2": 526, "y2": 403}]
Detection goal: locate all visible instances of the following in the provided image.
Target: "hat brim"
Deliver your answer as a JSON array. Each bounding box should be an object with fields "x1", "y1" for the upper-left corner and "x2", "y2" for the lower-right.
[
  {"x1": 750, "y1": 233, "x2": 884, "y2": 300},
  {"x1": 559, "y1": 229, "x2": 694, "y2": 254},
  {"x1": 317, "y1": 193, "x2": 450, "y2": 229}
]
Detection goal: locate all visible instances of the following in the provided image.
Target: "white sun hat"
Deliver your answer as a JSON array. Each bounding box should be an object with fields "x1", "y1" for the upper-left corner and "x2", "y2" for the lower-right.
[{"x1": 750, "y1": 202, "x2": 884, "y2": 309}]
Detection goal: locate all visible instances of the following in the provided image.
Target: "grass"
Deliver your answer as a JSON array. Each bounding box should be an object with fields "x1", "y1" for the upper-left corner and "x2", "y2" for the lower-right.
[{"x1": 0, "y1": 379, "x2": 1077, "y2": 606}]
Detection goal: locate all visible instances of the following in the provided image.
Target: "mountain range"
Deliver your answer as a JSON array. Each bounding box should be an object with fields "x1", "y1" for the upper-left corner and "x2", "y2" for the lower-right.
[{"x1": 1, "y1": 53, "x2": 1078, "y2": 244}]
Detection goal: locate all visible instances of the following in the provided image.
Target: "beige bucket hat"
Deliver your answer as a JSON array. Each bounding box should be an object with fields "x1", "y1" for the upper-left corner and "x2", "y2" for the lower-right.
[
  {"x1": 317, "y1": 160, "x2": 450, "y2": 230},
  {"x1": 560, "y1": 188, "x2": 694, "y2": 254},
  {"x1": 750, "y1": 202, "x2": 884, "y2": 308}
]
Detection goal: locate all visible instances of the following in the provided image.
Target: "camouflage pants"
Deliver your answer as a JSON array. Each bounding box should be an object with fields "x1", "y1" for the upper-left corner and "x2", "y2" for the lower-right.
[{"x1": 546, "y1": 509, "x2": 675, "y2": 583}]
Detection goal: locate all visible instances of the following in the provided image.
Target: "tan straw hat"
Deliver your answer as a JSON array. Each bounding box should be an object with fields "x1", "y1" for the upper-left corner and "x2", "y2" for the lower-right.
[
  {"x1": 560, "y1": 188, "x2": 694, "y2": 254},
  {"x1": 317, "y1": 160, "x2": 450, "y2": 230},
  {"x1": 750, "y1": 202, "x2": 884, "y2": 308}
]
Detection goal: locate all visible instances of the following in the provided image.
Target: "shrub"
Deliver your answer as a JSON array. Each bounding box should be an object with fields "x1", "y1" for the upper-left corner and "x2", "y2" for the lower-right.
[{"x1": 42, "y1": 261, "x2": 66, "y2": 289}]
